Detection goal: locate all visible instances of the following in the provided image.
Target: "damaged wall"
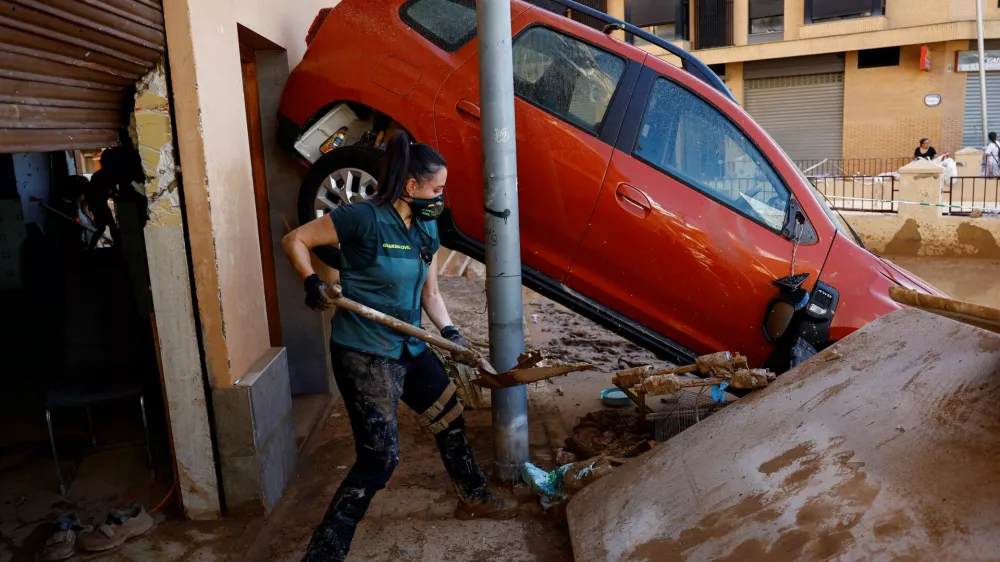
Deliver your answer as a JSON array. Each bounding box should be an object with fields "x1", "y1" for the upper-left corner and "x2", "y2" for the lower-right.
[
  {"x1": 845, "y1": 159, "x2": 1000, "y2": 258},
  {"x1": 134, "y1": 61, "x2": 222, "y2": 520},
  {"x1": 135, "y1": 65, "x2": 183, "y2": 228}
]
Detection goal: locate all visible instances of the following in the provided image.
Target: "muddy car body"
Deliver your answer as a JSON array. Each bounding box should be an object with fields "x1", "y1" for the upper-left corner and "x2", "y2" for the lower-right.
[{"x1": 277, "y1": 0, "x2": 942, "y2": 369}]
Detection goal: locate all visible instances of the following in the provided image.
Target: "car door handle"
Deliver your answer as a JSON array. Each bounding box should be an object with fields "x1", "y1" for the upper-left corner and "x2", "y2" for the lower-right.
[
  {"x1": 456, "y1": 100, "x2": 480, "y2": 120},
  {"x1": 615, "y1": 183, "x2": 651, "y2": 217}
]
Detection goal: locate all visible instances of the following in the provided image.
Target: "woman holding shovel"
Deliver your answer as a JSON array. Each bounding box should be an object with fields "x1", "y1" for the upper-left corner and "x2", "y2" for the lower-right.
[{"x1": 282, "y1": 131, "x2": 517, "y2": 562}]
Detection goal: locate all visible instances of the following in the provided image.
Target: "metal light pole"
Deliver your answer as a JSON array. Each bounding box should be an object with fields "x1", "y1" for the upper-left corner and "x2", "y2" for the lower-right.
[
  {"x1": 475, "y1": 0, "x2": 529, "y2": 481},
  {"x1": 977, "y1": 0, "x2": 989, "y2": 145}
]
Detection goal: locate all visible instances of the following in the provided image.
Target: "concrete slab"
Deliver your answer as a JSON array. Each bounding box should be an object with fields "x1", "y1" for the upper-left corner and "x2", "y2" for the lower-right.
[{"x1": 567, "y1": 307, "x2": 1000, "y2": 561}]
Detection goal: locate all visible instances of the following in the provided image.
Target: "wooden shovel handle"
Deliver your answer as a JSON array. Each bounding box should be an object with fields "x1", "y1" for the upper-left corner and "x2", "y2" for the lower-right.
[{"x1": 324, "y1": 285, "x2": 498, "y2": 375}]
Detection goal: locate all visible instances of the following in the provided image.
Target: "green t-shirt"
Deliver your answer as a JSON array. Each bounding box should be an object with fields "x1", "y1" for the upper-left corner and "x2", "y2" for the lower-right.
[{"x1": 328, "y1": 201, "x2": 440, "y2": 358}]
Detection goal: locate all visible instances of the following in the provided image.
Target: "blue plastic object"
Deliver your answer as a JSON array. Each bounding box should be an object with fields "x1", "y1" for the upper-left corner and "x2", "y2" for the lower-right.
[{"x1": 601, "y1": 387, "x2": 631, "y2": 408}]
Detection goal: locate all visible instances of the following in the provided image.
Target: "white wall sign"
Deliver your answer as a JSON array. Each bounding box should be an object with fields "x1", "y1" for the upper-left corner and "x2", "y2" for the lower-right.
[
  {"x1": 957, "y1": 50, "x2": 1000, "y2": 72},
  {"x1": 924, "y1": 94, "x2": 942, "y2": 107}
]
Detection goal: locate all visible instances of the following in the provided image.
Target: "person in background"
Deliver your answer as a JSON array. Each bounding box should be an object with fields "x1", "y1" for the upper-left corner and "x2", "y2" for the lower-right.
[
  {"x1": 985, "y1": 132, "x2": 1000, "y2": 178},
  {"x1": 914, "y1": 138, "x2": 937, "y2": 161},
  {"x1": 83, "y1": 146, "x2": 145, "y2": 249}
]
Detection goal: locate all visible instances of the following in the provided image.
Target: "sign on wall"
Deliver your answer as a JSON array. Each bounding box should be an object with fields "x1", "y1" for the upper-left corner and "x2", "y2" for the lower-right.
[{"x1": 957, "y1": 50, "x2": 1000, "y2": 72}]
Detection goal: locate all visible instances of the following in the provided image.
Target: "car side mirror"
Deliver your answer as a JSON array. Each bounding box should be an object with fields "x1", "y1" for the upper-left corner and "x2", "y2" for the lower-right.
[{"x1": 763, "y1": 288, "x2": 809, "y2": 343}]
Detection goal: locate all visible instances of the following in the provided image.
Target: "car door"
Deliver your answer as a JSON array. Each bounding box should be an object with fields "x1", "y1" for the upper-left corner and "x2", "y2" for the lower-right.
[
  {"x1": 433, "y1": 9, "x2": 641, "y2": 281},
  {"x1": 566, "y1": 65, "x2": 831, "y2": 365}
]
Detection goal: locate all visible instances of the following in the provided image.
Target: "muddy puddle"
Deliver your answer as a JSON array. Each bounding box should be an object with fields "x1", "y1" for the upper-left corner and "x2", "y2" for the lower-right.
[{"x1": 882, "y1": 255, "x2": 1000, "y2": 309}]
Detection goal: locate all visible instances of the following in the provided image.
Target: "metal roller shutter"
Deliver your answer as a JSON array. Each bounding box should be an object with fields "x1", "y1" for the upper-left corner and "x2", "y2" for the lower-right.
[
  {"x1": 0, "y1": 0, "x2": 165, "y2": 153},
  {"x1": 744, "y1": 72, "x2": 845, "y2": 162},
  {"x1": 962, "y1": 72, "x2": 1000, "y2": 148}
]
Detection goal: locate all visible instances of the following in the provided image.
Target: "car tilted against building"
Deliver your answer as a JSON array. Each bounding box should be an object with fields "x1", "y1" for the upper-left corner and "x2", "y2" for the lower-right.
[{"x1": 277, "y1": 0, "x2": 943, "y2": 371}]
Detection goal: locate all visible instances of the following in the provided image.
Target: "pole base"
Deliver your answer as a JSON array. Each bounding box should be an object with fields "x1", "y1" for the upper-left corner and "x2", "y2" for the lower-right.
[{"x1": 493, "y1": 459, "x2": 525, "y2": 482}]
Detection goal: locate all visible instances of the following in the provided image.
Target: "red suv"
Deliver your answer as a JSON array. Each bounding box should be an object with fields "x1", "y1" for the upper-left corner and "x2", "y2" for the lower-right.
[{"x1": 277, "y1": 0, "x2": 942, "y2": 370}]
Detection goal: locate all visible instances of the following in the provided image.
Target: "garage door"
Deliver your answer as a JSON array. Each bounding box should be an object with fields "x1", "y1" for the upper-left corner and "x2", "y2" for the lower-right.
[
  {"x1": 744, "y1": 72, "x2": 845, "y2": 162},
  {"x1": 962, "y1": 72, "x2": 1000, "y2": 149},
  {"x1": 0, "y1": 0, "x2": 165, "y2": 153}
]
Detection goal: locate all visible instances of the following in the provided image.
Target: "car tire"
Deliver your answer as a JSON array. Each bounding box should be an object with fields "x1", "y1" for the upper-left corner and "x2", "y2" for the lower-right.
[{"x1": 297, "y1": 145, "x2": 383, "y2": 269}]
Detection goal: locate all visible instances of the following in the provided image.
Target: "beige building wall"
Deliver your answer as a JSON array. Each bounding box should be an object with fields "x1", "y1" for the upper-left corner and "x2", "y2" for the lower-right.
[
  {"x1": 841, "y1": 42, "x2": 969, "y2": 159},
  {"x1": 163, "y1": 0, "x2": 336, "y2": 388}
]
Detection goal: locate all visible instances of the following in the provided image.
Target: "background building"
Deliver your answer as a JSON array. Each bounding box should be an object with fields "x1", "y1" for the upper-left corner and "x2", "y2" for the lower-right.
[{"x1": 595, "y1": 0, "x2": 1000, "y2": 171}]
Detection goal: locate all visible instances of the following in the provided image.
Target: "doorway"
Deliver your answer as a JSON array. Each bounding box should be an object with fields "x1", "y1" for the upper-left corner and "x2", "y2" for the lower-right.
[{"x1": 240, "y1": 44, "x2": 283, "y2": 348}]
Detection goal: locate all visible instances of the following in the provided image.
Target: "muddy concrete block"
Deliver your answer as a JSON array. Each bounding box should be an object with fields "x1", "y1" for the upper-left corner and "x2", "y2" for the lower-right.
[
  {"x1": 213, "y1": 347, "x2": 296, "y2": 515},
  {"x1": 568, "y1": 308, "x2": 1000, "y2": 561}
]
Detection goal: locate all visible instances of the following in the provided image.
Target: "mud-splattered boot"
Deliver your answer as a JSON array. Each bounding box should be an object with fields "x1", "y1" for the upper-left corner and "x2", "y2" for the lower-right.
[{"x1": 454, "y1": 487, "x2": 520, "y2": 520}]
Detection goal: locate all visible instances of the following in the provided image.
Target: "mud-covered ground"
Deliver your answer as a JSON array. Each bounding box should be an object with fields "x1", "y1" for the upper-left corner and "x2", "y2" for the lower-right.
[{"x1": 0, "y1": 275, "x2": 671, "y2": 562}]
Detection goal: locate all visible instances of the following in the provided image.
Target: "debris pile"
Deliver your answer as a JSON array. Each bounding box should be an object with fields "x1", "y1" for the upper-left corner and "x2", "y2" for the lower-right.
[
  {"x1": 522, "y1": 455, "x2": 622, "y2": 515},
  {"x1": 612, "y1": 351, "x2": 776, "y2": 414},
  {"x1": 564, "y1": 410, "x2": 653, "y2": 459}
]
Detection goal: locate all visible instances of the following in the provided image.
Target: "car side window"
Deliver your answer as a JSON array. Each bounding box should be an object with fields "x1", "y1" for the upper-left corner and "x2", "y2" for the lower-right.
[
  {"x1": 512, "y1": 26, "x2": 626, "y2": 134},
  {"x1": 635, "y1": 78, "x2": 790, "y2": 231},
  {"x1": 400, "y1": 0, "x2": 477, "y2": 53}
]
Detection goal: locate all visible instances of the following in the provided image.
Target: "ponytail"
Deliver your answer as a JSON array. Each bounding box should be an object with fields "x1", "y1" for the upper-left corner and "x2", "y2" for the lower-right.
[{"x1": 376, "y1": 130, "x2": 446, "y2": 204}]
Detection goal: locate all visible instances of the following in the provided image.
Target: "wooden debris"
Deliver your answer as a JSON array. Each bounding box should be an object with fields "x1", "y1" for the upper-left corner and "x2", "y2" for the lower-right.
[
  {"x1": 614, "y1": 351, "x2": 776, "y2": 400},
  {"x1": 641, "y1": 374, "x2": 684, "y2": 395},
  {"x1": 889, "y1": 286, "x2": 1000, "y2": 335}
]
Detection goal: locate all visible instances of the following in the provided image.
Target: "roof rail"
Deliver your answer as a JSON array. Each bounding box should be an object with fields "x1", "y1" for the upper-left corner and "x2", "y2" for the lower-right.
[{"x1": 530, "y1": 0, "x2": 735, "y2": 102}]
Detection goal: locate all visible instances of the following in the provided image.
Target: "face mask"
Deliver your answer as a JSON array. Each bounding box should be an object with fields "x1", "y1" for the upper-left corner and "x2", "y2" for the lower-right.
[{"x1": 406, "y1": 194, "x2": 444, "y2": 221}]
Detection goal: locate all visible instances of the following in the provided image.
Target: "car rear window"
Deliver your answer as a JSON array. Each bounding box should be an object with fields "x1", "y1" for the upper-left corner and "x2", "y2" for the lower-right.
[
  {"x1": 512, "y1": 26, "x2": 626, "y2": 134},
  {"x1": 400, "y1": 0, "x2": 477, "y2": 53}
]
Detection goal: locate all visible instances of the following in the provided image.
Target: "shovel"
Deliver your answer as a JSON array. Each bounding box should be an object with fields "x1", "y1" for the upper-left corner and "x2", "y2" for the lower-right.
[{"x1": 323, "y1": 285, "x2": 594, "y2": 388}]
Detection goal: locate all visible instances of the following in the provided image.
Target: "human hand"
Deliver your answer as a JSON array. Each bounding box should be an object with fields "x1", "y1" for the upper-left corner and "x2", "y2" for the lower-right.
[
  {"x1": 441, "y1": 325, "x2": 482, "y2": 367},
  {"x1": 304, "y1": 274, "x2": 341, "y2": 311}
]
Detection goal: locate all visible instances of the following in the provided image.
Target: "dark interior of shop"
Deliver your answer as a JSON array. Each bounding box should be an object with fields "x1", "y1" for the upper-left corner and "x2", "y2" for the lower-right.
[{"x1": 0, "y1": 146, "x2": 177, "y2": 559}]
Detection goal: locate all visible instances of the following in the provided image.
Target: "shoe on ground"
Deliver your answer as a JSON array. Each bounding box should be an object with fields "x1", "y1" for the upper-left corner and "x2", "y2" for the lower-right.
[
  {"x1": 78, "y1": 506, "x2": 154, "y2": 552},
  {"x1": 41, "y1": 512, "x2": 88, "y2": 561},
  {"x1": 455, "y1": 487, "x2": 519, "y2": 520}
]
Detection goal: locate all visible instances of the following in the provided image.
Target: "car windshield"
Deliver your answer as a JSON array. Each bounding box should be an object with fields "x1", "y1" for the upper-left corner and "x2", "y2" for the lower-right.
[{"x1": 789, "y1": 165, "x2": 856, "y2": 239}]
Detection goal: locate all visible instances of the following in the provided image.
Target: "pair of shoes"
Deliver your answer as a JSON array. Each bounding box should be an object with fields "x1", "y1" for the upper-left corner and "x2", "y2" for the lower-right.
[
  {"x1": 41, "y1": 513, "x2": 89, "y2": 561},
  {"x1": 77, "y1": 505, "x2": 154, "y2": 552},
  {"x1": 76, "y1": 505, "x2": 155, "y2": 552},
  {"x1": 454, "y1": 486, "x2": 519, "y2": 521}
]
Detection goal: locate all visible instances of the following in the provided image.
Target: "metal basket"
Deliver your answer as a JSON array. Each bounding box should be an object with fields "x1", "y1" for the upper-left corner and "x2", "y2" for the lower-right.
[{"x1": 648, "y1": 389, "x2": 728, "y2": 443}]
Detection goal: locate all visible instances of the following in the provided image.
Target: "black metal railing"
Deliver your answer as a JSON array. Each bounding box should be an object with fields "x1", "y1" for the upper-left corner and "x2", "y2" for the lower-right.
[
  {"x1": 808, "y1": 176, "x2": 898, "y2": 213},
  {"x1": 945, "y1": 177, "x2": 1000, "y2": 216},
  {"x1": 695, "y1": 0, "x2": 734, "y2": 49},
  {"x1": 794, "y1": 158, "x2": 910, "y2": 177}
]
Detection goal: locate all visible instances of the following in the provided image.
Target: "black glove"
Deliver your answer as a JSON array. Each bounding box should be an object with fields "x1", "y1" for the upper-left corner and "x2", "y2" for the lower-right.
[
  {"x1": 304, "y1": 274, "x2": 341, "y2": 312},
  {"x1": 441, "y1": 325, "x2": 481, "y2": 367}
]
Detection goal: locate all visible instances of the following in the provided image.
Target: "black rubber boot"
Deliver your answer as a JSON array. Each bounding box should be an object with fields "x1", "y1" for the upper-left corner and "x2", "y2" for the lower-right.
[{"x1": 301, "y1": 484, "x2": 375, "y2": 562}]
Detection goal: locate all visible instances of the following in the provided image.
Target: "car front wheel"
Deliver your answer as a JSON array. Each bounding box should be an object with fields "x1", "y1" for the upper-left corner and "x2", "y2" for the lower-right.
[{"x1": 296, "y1": 145, "x2": 382, "y2": 269}]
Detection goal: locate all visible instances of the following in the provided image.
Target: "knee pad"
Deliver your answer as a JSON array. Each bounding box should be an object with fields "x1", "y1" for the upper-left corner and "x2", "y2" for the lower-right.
[{"x1": 417, "y1": 382, "x2": 465, "y2": 435}]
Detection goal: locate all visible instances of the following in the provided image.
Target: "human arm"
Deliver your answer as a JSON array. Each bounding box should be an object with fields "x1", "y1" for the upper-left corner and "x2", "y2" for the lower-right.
[
  {"x1": 282, "y1": 216, "x2": 343, "y2": 310},
  {"x1": 281, "y1": 216, "x2": 340, "y2": 281},
  {"x1": 421, "y1": 252, "x2": 454, "y2": 331},
  {"x1": 422, "y1": 252, "x2": 482, "y2": 365}
]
